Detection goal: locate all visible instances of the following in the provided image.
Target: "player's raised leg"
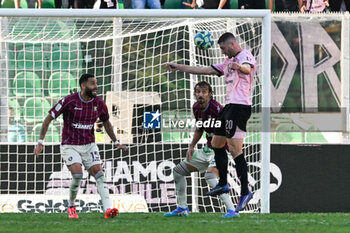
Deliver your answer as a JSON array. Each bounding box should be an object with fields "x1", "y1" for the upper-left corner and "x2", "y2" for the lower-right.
[
  {"x1": 205, "y1": 168, "x2": 239, "y2": 218},
  {"x1": 89, "y1": 163, "x2": 118, "y2": 219},
  {"x1": 164, "y1": 162, "x2": 192, "y2": 217},
  {"x1": 228, "y1": 138, "x2": 253, "y2": 212}
]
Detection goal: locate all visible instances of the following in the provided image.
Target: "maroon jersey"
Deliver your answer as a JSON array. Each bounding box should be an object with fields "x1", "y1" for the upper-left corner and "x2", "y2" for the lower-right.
[
  {"x1": 49, "y1": 92, "x2": 109, "y2": 145},
  {"x1": 193, "y1": 99, "x2": 224, "y2": 149}
]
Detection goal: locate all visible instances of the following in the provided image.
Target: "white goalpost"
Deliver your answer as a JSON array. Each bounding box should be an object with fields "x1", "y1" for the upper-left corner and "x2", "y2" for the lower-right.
[{"x1": 0, "y1": 9, "x2": 270, "y2": 214}]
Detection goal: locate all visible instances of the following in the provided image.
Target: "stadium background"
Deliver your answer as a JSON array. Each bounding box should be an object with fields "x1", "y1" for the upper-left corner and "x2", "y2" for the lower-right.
[{"x1": 0, "y1": 11, "x2": 349, "y2": 214}]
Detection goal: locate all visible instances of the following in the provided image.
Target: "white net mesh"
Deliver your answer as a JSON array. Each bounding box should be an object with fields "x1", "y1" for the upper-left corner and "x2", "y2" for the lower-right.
[{"x1": 0, "y1": 15, "x2": 264, "y2": 213}]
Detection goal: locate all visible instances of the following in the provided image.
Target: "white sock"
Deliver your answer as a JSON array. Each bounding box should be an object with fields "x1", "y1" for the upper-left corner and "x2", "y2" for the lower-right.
[
  {"x1": 173, "y1": 170, "x2": 187, "y2": 209},
  {"x1": 219, "y1": 193, "x2": 236, "y2": 212},
  {"x1": 96, "y1": 174, "x2": 111, "y2": 212},
  {"x1": 69, "y1": 174, "x2": 82, "y2": 207},
  {"x1": 205, "y1": 172, "x2": 235, "y2": 211}
]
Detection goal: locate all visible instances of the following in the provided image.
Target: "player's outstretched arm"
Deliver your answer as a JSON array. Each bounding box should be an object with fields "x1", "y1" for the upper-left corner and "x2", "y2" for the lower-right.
[
  {"x1": 103, "y1": 120, "x2": 128, "y2": 151},
  {"x1": 186, "y1": 129, "x2": 203, "y2": 161},
  {"x1": 34, "y1": 114, "x2": 54, "y2": 157},
  {"x1": 166, "y1": 62, "x2": 219, "y2": 76}
]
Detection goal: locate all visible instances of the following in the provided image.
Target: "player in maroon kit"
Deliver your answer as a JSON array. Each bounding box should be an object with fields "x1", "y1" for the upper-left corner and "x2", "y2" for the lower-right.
[
  {"x1": 34, "y1": 74, "x2": 127, "y2": 219},
  {"x1": 164, "y1": 81, "x2": 238, "y2": 218}
]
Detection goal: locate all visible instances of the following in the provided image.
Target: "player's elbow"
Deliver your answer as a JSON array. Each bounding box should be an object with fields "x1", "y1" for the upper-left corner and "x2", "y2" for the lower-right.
[
  {"x1": 102, "y1": 120, "x2": 111, "y2": 127},
  {"x1": 241, "y1": 69, "x2": 251, "y2": 75},
  {"x1": 240, "y1": 65, "x2": 252, "y2": 75},
  {"x1": 45, "y1": 114, "x2": 54, "y2": 124}
]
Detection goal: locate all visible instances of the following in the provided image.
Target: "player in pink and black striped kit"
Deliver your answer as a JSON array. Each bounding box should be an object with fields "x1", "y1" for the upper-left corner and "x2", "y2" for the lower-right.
[{"x1": 34, "y1": 74, "x2": 127, "y2": 219}]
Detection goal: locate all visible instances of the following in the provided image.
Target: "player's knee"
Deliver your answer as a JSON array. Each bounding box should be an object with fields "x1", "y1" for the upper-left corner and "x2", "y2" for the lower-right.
[
  {"x1": 173, "y1": 161, "x2": 190, "y2": 179},
  {"x1": 69, "y1": 163, "x2": 83, "y2": 174},
  {"x1": 73, "y1": 173, "x2": 83, "y2": 180},
  {"x1": 213, "y1": 142, "x2": 227, "y2": 149},
  {"x1": 204, "y1": 171, "x2": 217, "y2": 181},
  {"x1": 212, "y1": 137, "x2": 226, "y2": 149},
  {"x1": 94, "y1": 170, "x2": 105, "y2": 183},
  {"x1": 212, "y1": 141, "x2": 222, "y2": 149}
]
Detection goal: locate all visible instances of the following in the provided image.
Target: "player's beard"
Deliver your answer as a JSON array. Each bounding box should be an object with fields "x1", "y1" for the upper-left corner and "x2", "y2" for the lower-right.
[
  {"x1": 198, "y1": 97, "x2": 208, "y2": 109},
  {"x1": 86, "y1": 87, "x2": 97, "y2": 98}
]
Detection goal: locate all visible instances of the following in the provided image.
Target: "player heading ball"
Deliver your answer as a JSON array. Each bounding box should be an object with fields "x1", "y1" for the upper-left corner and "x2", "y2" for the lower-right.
[{"x1": 166, "y1": 32, "x2": 256, "y2": 213}]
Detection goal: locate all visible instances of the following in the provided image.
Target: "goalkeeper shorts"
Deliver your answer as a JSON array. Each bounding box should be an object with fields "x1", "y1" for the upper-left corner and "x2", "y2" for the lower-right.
[{"x1": 184, "y1": 146, "x2": 216, "y2": 172}]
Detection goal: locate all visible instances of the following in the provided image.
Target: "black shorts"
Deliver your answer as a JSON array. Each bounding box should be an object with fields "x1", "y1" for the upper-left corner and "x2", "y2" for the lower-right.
[{"x1": 214, "y1": 104, "x2": 251, "y2": 138}]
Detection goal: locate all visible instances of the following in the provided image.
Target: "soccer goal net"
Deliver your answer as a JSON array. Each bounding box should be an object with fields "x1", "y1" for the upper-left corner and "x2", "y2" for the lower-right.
[{"x1": 0, "y1": 9, "x2": 270, "y2": 214}]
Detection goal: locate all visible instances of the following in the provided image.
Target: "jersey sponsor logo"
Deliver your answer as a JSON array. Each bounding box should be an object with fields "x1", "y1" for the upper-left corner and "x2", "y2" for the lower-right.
[
  {"x1": 72, "y1": 123, "x2": 93, "y2": 130},
  {"x1": 55, "y1": 104, "x2": 62, "y2": 111},
  {"x1": 74, "y1": 107, "x2": 83, "y2": 110}
]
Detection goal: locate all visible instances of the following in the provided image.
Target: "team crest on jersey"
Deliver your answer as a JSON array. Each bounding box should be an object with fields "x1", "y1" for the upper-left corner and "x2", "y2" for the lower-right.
[{"x1": 94, "y1": 106, "x2": 97, "y2": 111}]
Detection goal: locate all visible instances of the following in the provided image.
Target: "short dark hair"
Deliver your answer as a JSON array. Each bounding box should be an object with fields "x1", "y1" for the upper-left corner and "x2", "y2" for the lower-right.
[
  {"x1": 79, "y1": 73, "x2": 95, "y2": 88},
  {"x1": 218, "y1": 32, "x2": 236, "y2": 44},
  {"x1": 194, "y1": 81, "x2": 213, "y2": 97}
]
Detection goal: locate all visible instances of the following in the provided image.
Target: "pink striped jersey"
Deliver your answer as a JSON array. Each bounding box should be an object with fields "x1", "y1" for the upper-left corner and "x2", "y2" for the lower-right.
[
  {"x1": 211, "y1": 49, "x2": 256, "y2": 106},
  {"x1": 193, "y1": 99, "x2": 228, "y2": 150},
  {"x1": 49, "y1": 92, "x2": 109, "y2": 145}
]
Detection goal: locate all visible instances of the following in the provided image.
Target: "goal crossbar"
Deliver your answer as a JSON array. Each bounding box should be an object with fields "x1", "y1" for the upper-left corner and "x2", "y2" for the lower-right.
[{"x1": 0, "y1": 9, "x2": 271, "y2": 18}]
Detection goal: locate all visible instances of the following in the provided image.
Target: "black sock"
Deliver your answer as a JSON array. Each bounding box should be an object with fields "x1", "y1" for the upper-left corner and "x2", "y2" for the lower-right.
[
  {"x1": 234, "y1": 153, "x2": 249, "y2": 195},
  {"x1": 214, "y1": 147, "x2": 228, "y2": 186}
]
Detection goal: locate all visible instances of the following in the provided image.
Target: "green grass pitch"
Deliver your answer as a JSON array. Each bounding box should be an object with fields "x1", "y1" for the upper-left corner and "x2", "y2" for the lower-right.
[{"x1": 1, "y1": 213, "x2": 349, "y2": 233}]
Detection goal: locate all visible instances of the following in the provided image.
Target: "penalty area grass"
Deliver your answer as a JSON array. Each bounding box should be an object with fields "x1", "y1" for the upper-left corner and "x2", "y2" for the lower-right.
[{"x1": 0, "y1": 212, "x2": 349, "y2": 233}]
